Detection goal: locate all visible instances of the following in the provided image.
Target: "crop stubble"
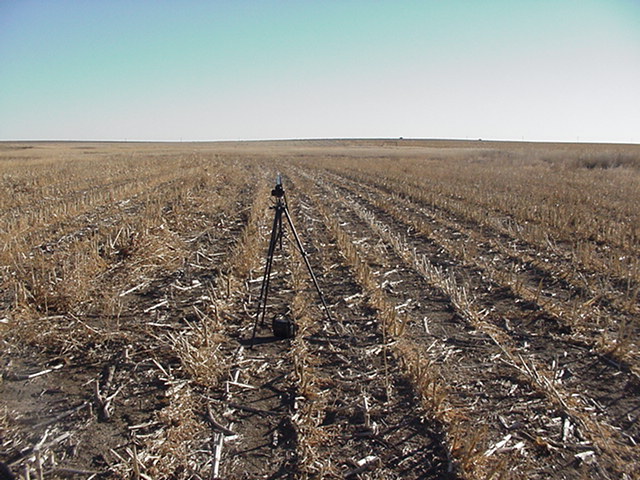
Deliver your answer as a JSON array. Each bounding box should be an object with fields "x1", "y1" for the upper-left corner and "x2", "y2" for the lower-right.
[{"x1": 1, "y1": 140, "x2": 638, "y2": 479}]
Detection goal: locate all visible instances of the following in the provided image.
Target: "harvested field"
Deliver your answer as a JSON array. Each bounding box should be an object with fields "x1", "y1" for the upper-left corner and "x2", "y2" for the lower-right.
[{"x1": 1, "y1": 140, "x2": 639, "y2": 479}]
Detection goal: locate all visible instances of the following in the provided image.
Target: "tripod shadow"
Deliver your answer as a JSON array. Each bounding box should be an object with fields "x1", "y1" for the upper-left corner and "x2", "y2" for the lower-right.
[{"x1": 239, "y1": 335, "x2": 287, "y2": 347}]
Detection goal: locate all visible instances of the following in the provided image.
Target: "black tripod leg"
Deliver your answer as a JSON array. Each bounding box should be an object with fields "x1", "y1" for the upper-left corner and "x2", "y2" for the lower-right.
[
  {"x1": 251, "y1": 206, "x2": 282, "y2": 347},
  {"x1": 282, "y1": 206, "x2": 334, "y2": 323},
  {"x1": 259, "y1": 241, "x2": 276, "y2": 326},
  {"x1": 260, "y1": 206, "x2": 283, "y2": 326},
  {"x1": 258, "y1": 208, "x2": 280, "y2": 315},
  {"x1": 278, "y1": 210, "x2": 284, "y2": 250}
]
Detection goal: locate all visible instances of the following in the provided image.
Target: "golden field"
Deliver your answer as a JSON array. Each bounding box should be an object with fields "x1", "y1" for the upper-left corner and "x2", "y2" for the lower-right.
[{"x1": 1, "y1": 140, "x2": 638, "y2": 479}]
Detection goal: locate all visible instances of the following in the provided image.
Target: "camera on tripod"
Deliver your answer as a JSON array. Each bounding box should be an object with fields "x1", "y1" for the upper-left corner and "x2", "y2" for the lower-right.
[
  {"x1": 250, "y1": 173, "x2": 333, "y2": 346},
  {"x1": 271, "y1": 174, "x2": 284, "y2": 198}
]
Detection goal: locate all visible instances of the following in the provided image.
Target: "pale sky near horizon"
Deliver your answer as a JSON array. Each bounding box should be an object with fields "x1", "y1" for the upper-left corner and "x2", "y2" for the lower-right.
[{"x1": 1, "y1": 1, "x2": 639, "y2": 143}]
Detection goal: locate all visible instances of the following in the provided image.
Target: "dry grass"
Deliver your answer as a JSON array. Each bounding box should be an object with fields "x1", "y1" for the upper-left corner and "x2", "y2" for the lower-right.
[
  {"x1": 313, "y1": 144, "x2": 640, "y2": 368},
  {"x1": 298, "y1": 153, "x2": 640, "y2": 478},
  {"x1": 2, "y1": 140, "x2": 638, "y2": 480},
  {"x1": 319, "y1": 143, "x2": 640, "y2": 282}
]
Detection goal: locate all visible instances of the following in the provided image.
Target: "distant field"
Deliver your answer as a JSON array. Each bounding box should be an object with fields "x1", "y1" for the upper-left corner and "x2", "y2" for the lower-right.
[{"x1": 1, "y1": 140, "x2": 639, "y2": 479}]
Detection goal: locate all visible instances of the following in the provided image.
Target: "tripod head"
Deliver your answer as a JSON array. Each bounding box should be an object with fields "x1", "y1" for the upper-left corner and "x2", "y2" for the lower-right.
[{"x1": 271, "y1": 173, "x2": 285, "y2": 198}]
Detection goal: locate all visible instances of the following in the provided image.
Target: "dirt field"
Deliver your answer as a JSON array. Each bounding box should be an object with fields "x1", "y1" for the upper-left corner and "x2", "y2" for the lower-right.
[{"x1": 1, "y1": 140, "x2": 639, "y2": 480}]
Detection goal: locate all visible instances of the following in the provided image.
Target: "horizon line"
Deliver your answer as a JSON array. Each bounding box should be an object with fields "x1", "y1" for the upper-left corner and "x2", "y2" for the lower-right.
[{"x1": 1, "y1": 137, "x2": 639, "y2": 146}]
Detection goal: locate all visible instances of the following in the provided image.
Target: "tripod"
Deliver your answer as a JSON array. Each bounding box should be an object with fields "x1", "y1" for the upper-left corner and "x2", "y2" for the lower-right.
[{"x1": 250, "y1": 174, "x2": 333, "y2": 346}]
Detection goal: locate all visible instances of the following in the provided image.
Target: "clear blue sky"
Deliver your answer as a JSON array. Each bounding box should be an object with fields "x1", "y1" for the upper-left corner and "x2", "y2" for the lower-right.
[{"x1": 1, "y1": 0, "x2": 639, "y2": 142}]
